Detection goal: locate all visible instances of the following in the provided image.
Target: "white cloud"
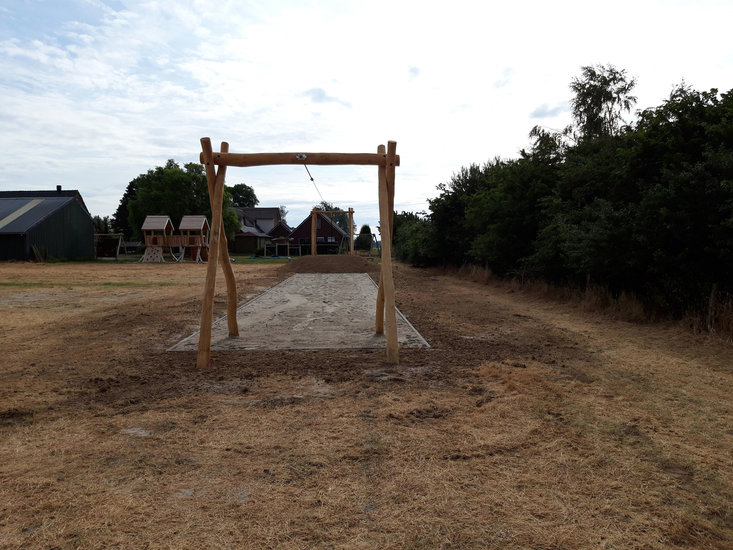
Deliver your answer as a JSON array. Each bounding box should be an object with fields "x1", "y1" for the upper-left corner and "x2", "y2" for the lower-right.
[{"x1": 530, "y1": 103, "x2": 570, "y2": 119}]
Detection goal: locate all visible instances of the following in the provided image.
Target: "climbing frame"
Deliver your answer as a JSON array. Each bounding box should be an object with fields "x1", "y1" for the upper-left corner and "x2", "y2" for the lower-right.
[{"x1": 196, "y1": 138, "x2": 400, "y2": 368}]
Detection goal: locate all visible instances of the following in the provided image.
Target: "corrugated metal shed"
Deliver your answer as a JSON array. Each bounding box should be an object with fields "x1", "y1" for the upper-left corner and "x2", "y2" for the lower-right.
[
  {"x1": 0, "y1": 196, "x2": 94, "y2": 261},
  {"x1": 0, "y1": 189, "x2": 89, "y2": 214}
]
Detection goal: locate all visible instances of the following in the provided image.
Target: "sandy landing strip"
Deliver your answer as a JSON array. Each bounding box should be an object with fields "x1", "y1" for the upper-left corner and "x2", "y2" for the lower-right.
[{"x1": 169, "y1": 272, "x2": 429, "y2": 352}]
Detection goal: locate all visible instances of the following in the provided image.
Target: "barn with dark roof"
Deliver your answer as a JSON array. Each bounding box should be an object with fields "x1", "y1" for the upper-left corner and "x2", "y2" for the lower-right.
[{"x1": 0, "y1": 190, "x2": 94, "y2": 261}]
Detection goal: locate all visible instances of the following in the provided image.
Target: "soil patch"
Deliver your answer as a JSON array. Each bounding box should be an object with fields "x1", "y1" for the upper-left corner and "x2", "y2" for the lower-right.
[{"x1": 278, "y1": 254, "x2": 381, "y2": 276}]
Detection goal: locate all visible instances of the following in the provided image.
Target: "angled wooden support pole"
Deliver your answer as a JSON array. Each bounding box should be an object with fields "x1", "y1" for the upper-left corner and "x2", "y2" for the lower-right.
[
  {"x1": 202, "y1": 140, "x2": 239, "y2": 338},
  {"x1": 197, "y1": 138, "x2": 238, "y2": 368}
]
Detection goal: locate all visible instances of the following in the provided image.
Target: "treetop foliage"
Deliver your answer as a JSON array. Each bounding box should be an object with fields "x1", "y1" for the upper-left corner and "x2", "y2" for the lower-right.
[
  {"x1": 112, "y1": 159, "x2": 246, "y2": 241},
  {"x1": 229, "y1": 183, "x2": 259, "y2": 208},
  {"x1": 354, "y1": 224, "x2": 373, "y2": 251},
  {"x1": 313, "y1": 200, "x2": 353, "y2": 234},
  {"x1": 570, "y1": 64, "x2": 637, "y2": 140}
]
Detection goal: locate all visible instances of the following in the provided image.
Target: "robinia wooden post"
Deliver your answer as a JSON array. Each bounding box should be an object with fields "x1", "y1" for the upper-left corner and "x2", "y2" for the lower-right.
[
  {"x1": 375, "y1": 146, "x2": 386, "y2": 336},
  {"x1": 195, "y1": 140, "x2": 400, "y2": 367},
  {"x1": 311, "y1": 209, "x2": 318, "y2": 256},
  {"x1": 197, "y1": 138, "x2": 234, "y2": 368},
  {"x1": 348, "y1": 208, "x2": 355, "y2": 255},
  {"x1": 375, "y1": 142, "x2": 398, "y2": 363},
  {"x1": 375, "y1": 145, "x2": 396, "y2": 337},
  {"x1": 201, "y1": 139, "x2": 239, "y2": 338}
]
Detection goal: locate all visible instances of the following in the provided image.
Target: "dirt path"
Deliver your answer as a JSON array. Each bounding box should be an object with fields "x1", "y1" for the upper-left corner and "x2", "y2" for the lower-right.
[{"x1": 1, "y1": 258, "x2": 731, "y2": 548}]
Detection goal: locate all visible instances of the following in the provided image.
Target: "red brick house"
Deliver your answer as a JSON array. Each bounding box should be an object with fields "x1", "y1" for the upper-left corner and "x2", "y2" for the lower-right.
[
  {"x1": 268, "y1": 220, "x2": 292, "y2": 239},
  {"x1": 288, "y1": 212, "x2": 348, "y2": 254}
]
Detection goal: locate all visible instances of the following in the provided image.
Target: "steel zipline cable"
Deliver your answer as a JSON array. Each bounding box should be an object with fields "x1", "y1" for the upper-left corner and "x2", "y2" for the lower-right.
[{"x1": 296, "y1": 153, "x2": 325, "y2": 203}]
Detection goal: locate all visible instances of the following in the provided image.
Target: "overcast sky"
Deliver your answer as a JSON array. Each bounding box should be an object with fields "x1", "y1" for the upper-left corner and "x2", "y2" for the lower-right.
[{"x1": 1, "y1": 0, "x2": 732, "y2": 231}]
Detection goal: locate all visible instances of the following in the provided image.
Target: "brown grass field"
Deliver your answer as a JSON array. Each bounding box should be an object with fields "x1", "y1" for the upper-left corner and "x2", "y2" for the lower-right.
[{"x1": 1, "y1": 256, "x2": 731, "y2": 549}]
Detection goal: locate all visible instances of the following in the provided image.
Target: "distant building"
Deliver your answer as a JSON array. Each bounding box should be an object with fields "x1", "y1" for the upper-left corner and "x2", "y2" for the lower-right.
[
  {"x1": 0, "y1": 188, "x2": 94, "y2": 261},
  {"x1": 268, "y1": 220, "x2": 293, "y2": 239},
  {"x1": 289, "y1": 212, "x2": 348, "y2": 254},
  {"x1": 230, "y1": 207, "x2": 282, "y2": 253},
  {"x1": 227, "y1": 207, "x2": 351, "y2": 256},
  {"x1": 0, "y1": 186, "x2": 89, "y2": 214}
]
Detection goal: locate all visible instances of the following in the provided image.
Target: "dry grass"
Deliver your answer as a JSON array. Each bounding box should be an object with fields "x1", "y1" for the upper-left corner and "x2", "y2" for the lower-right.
[
  {"x1": 455, "y1": 263, "x2": 733, "y2": 336},
  {"x1": 0, "y1": 259, "x2": 731, "y2": 548},
  {"x1": 716, "y1": 296, "x2": 733, "y2": 335}
]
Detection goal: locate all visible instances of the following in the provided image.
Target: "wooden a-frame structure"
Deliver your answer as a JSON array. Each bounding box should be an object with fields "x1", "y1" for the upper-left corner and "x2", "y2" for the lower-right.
[{"x1": 197, "y1": 138, "x2": 399, "y2": 368}]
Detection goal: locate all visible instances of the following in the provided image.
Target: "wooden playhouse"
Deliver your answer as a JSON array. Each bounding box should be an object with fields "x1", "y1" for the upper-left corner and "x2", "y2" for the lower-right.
[
  {"x1": 140, "y1": 215, "x2": 174, "y2": 262},
  {"x1": 178, "y1": 215, "x2": 210, "y2": 263}
]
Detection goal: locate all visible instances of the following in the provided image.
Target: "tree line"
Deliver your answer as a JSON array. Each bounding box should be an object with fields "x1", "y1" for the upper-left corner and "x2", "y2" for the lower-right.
[
  {"x1": 109, "y1": 162, "x2": 366, "y2": 247},
  {"x1": 394, "y1": 65, "x2": 733, "y2": 321}
]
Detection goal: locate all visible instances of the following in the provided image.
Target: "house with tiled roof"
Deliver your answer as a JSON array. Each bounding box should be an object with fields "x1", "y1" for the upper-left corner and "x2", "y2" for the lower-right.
[{"x1": 230, "y1": 207, "x2": 282, "y2": 253}]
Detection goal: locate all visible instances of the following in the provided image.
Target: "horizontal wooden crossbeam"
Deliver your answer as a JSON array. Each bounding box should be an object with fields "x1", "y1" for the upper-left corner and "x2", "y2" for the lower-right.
[
  {"x1": 199, "y1": 151, "x2": 400, "y2": 167},
  {"x1": 312, "y1": 209, "x2": 353, "y2": 214}
]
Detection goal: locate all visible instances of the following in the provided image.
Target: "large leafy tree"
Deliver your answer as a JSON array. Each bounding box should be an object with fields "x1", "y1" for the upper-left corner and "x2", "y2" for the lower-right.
[
  {"x1": 393, "y1": 211, "x2": 437, "y2": 266},
  {"x1": 624, "y1": 85, "x2": 733, "y2": 314},
  {"x1": 569, "y1": 64, "x2": 637, "y2": 140},
  {"x1": 227, "y1": 183, "x2": 259, "y2": 207},
  {"x1": 111, "y1": 181, "x2": 137, "y2": 238},
  {"x1": 93, "y1": 215, "x2": 112, "y2": 234},
  {"x1": 427, "y1": 163, "x2": 487, "y2": 265},
  {"x1": 354, "y1": 224, "x2": 372, "y2": 251},
  {"x1": 466, "y1": 156, "x2": 558, "y2": 276},
  {"x1": 530, "y1": 83, "x2": 733, "y2": 314},
  {"x1": 117, "y1": 159, "x2": 241, "y2": 241}
]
